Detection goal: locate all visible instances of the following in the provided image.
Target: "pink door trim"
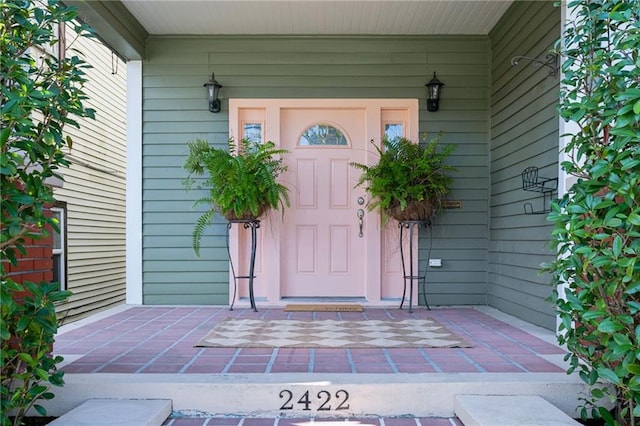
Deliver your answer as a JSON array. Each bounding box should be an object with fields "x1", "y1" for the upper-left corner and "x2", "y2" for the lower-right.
[{"x1": 229, "y1": 99, "x2": 419, "y2": 307}]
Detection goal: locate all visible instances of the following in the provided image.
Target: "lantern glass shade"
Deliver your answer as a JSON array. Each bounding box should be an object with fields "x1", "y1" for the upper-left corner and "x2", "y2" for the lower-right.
[
  {"x1": 425, "y1": 72, "x2": 444, "y2": 112},
  {"x1": 204, "y1": 73, "x2": 223, "y2": 113},
  {"x1": 427, "y1": 83, "x2": 441, "y2": 99}
]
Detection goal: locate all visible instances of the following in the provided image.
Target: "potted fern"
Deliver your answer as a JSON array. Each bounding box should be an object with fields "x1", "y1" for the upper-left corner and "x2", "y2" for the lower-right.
[
  {"x1": 183, "y1": 138, "x2": 290, "y2": 254},
  {"x1": 351, "y1": 135, "x2": 456, "y2": 222}
]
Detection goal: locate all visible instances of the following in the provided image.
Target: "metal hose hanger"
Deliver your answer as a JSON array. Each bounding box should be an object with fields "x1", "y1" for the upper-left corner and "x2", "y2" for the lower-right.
[{"x1": 511, "y1": 53, "x2": 559, "y2": 77}]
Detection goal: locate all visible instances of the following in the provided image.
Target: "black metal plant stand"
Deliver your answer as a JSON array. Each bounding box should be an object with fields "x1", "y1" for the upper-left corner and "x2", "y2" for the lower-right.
[
  {"x1": 226, "y1": 219, "x2": 260, "y2": 312},
  {"x1": 399, "y1": 220, "x2": 431, "y2": 313},
  {"x1": 521, "y1": 166, "x2": 558, "y2": 215}
]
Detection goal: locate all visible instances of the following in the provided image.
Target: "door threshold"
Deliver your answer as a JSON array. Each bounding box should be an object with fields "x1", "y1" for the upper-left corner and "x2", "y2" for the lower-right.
[{"x1": 280, "y1": 297, "x2": 367, "y2": 303}]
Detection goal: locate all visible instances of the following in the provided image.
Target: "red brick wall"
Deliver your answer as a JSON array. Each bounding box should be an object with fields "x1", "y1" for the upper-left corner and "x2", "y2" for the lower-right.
[{"x1": 3, "y1": 234, "x2": 54, "y2": 284}]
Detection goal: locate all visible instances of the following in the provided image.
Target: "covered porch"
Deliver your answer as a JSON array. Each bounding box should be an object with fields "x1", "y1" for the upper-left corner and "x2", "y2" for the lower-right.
[
  {"x1": 61, "y1": 0, "x2": 566, "y2": 332},
  {"x1": 45, "y1": 2, "x2": 583, "y2": 421}
]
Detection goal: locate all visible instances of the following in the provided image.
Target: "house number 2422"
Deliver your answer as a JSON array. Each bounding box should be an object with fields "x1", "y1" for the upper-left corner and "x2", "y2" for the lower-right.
[{"x1": 279, "y1": 389, "x2": 350, "y2": 411}]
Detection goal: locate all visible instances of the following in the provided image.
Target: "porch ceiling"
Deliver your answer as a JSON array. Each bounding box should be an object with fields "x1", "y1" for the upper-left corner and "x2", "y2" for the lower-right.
[
  {"x1": 120, "y1": 0, "x2": 513, "y2": 36},
  {"x1": 66, "y1": 1, "x2": 514, "y2": 60}
]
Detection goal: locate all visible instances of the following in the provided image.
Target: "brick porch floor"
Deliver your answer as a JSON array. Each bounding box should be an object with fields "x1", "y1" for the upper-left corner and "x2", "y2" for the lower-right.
[{"x1": 55, "y1": 306, "x2": 565, "y2": 375}]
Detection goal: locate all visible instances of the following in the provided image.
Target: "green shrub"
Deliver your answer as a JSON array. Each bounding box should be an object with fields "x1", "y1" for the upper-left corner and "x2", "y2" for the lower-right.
[
  {"x1": 546, "y1": 1, "x2": 640, "y2": 424},
  {"x1": 1, "y1": 1, "x2": 95, "y2": 423},
  {"x1": 1, "y1": 281, "x2": 72, "y2": 425}
]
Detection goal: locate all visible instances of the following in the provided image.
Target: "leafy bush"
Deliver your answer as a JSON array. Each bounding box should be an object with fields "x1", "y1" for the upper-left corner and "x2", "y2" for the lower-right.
[
  {"x1": 351, "y1": 136, "x2": 456, "y2": 222},
  {"x1": 1, "y1": 281, "x2": 72, "y2": 425},
  {"x1": 1, "y1": 1, "x2": 95, "y2": 424},
  {"x1": 546, "y1": 0, "x2": 640, "y2": 424},
  {"x1": 183, "y1": 138, "x2": 290, "y2": 255}
]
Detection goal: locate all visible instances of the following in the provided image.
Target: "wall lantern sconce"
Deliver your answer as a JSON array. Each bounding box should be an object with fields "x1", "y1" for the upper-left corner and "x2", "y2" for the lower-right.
[
  {"x1": 204, "y1": 73, "x2": 223, "y2": 113},
  {"x1": 425, "y1": 72, "x2": 444, "y2": 112}
]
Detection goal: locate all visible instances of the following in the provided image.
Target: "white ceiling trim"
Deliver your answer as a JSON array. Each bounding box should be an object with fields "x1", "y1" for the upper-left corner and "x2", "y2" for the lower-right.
[{"x1": 120, "y1": 1, "x2": 514, "y2": 36}]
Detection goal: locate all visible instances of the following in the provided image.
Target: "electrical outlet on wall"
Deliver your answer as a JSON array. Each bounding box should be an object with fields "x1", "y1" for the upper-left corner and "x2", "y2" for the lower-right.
[{"x1": 428, "y1": 259, "x2": 442, "y2": 267}]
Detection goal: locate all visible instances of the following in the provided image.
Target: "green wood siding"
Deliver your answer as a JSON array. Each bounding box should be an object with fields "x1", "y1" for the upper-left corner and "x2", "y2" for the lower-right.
[
  {"x1": 142, "y1": 36, "x2": 490, "y2": 305},
  {"x1": 488, "y1": 1, "x2": 560, "y2": 329}
]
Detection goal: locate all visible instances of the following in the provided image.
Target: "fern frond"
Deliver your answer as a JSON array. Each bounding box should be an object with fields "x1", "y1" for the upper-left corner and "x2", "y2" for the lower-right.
[
  {"x1": 184, "y1": 138, "x2": 212, "y2": 175},
  {"x1": 183, "y1": 137, "x2": 291, "y2": 253},
  {"x1": 192, "y1": 209, "x2": 215, "y2": 257},
  {"x1": 349, "y1": 135, "x2": 457, "y2": 219}
]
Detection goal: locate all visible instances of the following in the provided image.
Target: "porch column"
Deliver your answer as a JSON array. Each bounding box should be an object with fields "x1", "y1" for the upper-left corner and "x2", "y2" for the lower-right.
[
  {"x1": 556, "y1": 2, "x2": 579, "y2": 332},
  {"x1": 126, "y1": 60, "x2": 143, "y2": 305}
]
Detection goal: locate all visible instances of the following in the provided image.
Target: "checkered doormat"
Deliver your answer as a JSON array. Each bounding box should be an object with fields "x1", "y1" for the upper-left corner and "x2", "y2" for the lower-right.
[{"x1": 195, "y1": 318, "x2": 471, "y2": 348}]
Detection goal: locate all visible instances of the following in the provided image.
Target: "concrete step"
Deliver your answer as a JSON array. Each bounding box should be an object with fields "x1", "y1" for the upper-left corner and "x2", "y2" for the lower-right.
[
  {"x1": 454, "y1": 395, "x2": 582, "y2": 426},
  {"x1": 47, "y1": 399, "x2": 171, "y2": 426},
  {"x1": 163, "y1": 415, "x2": 463, "y2": 425},
  {"x1": 41, "y1": 372, "x2": 588, "y2": 419}
]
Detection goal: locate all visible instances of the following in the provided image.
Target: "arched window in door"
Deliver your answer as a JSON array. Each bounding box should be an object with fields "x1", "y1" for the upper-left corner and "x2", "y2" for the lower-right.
[{"x1": 299, "y1": 123, "x2": 348, "y2": 146}]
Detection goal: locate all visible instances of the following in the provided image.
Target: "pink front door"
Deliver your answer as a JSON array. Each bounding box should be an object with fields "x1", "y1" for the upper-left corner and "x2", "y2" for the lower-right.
[
  {"x1": 280, "y1": 108, "x2": 367, "y2": 297},
  {"x1": 229, "y1": 99, "x2": 419, "y2": 306}
]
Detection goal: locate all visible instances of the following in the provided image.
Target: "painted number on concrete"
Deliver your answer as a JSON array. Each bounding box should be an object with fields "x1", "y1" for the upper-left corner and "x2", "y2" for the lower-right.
[{"x1": 279, "y1": 389, "x2": 350, "y2": 411}]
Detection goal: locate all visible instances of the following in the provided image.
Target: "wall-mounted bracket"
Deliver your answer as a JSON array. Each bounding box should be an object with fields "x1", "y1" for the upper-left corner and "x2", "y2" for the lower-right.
[
  {"x1": 511, "y1": 53, "x2": 559, "y2": 77},
  {"x1": 442, "y1": 200, "x2": 462, "y2": 209},
  {"x1": 521, "y1": 166, "x2": 558, "y2": 215}
]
